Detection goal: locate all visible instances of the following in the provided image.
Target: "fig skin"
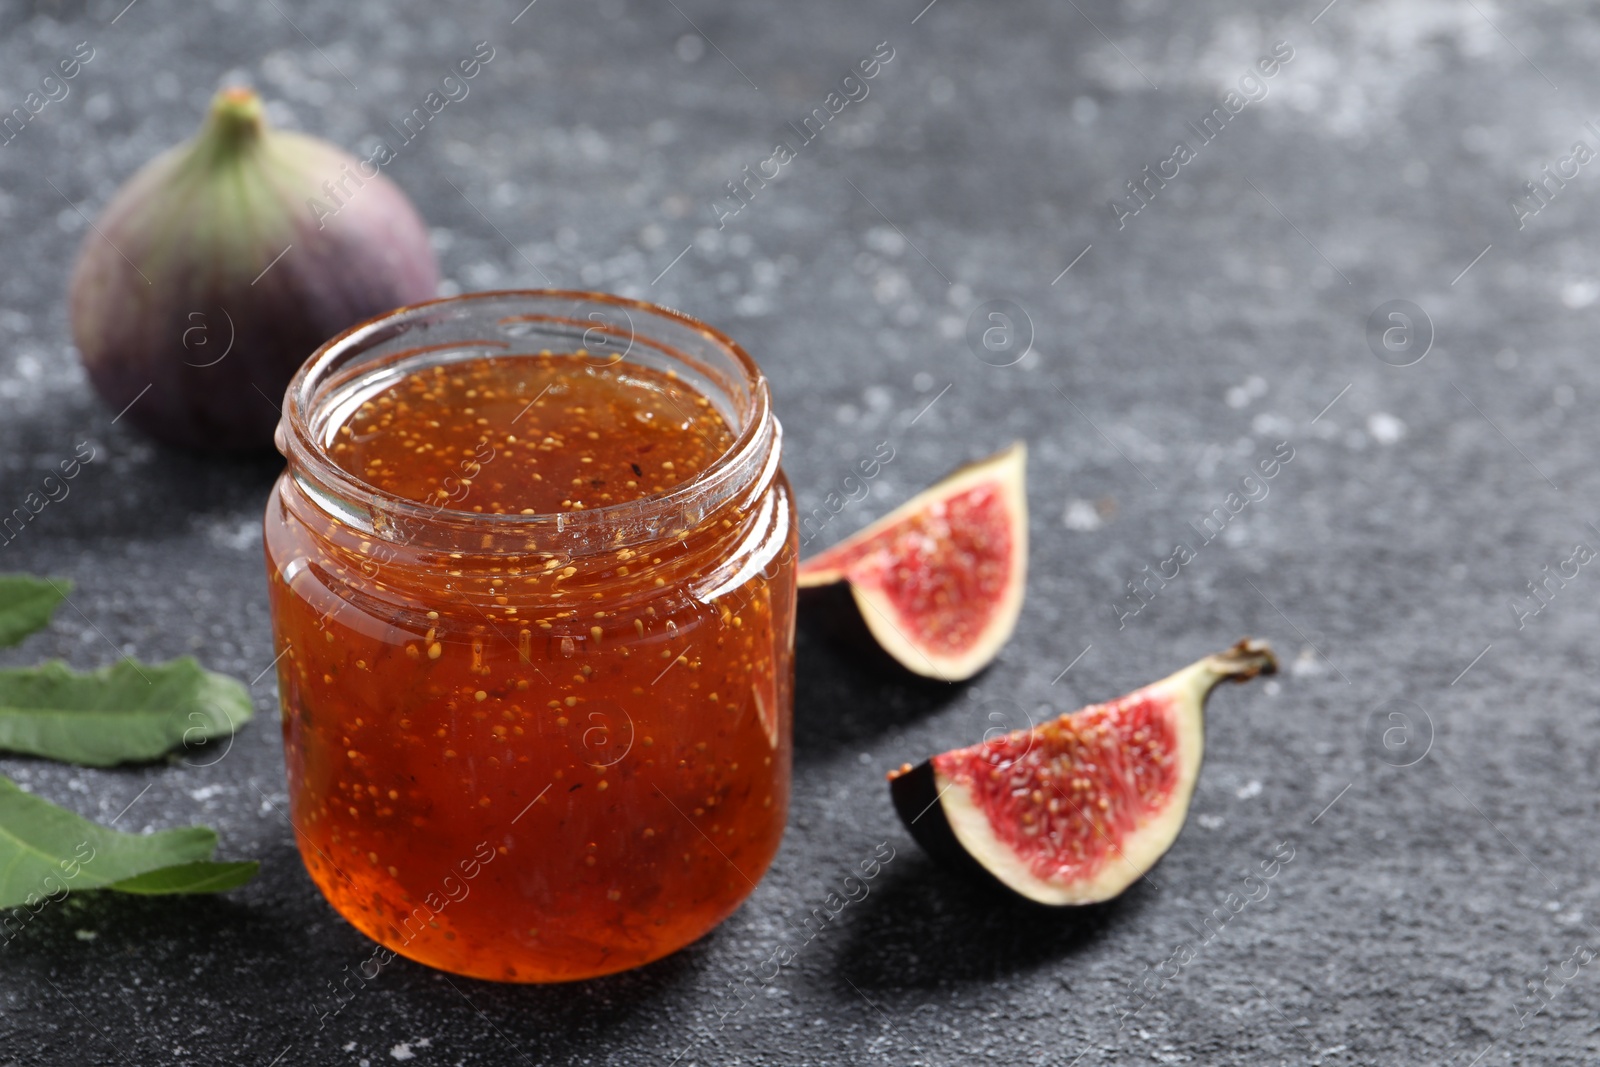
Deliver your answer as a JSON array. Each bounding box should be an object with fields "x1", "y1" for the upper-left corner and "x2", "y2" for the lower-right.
[{"x1": 68, "y1": 88, "x2": 439, "y2": 452}]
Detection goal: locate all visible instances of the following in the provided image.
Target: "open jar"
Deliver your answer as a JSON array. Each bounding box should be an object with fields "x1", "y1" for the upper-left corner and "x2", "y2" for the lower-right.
[{"x1": 263, "y1": 291, "x2": 796, "y2": 982}]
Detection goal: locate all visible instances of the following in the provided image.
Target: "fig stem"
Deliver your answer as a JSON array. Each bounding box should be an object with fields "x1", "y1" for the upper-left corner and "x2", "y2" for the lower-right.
[
  {"x1": 198, "y1": 87, "x2": 266, "y2": 157},
  {"x1": 1202, "y1": 638, "x2": 1278, "y2": 684}
]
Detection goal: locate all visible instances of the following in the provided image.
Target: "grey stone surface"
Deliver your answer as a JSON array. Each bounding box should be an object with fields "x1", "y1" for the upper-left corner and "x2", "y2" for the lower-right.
[{"x1": 1, "y1": 0, "x2": 1598, "y2": 1062}]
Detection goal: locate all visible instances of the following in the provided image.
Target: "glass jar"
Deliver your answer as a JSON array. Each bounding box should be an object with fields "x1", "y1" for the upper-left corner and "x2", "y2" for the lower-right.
[{"x1": 263, "y1": 291, "x2": 796, "y2": 982}]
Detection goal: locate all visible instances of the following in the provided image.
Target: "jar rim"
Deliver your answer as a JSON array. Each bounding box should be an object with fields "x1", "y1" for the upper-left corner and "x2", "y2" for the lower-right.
[{"x1": 278, "y1": 289, "x2": 777, "y2": 553}]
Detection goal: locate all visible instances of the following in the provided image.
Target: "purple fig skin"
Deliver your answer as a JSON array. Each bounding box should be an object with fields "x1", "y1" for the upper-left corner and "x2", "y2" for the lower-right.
[{"x1": 68, "y1": 88, "x2": 439, "y2": 452}]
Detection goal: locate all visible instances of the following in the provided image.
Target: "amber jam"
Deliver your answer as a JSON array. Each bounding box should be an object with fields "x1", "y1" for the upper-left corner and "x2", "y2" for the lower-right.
[{"x1": 264, "y1": 292, "x2": 795, "y2": 982}]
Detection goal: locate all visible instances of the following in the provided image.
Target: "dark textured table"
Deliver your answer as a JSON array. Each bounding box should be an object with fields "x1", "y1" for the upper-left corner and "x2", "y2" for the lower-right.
[{"x1": 2, "y1": 0, "x2": 1598, "y2": 1062}]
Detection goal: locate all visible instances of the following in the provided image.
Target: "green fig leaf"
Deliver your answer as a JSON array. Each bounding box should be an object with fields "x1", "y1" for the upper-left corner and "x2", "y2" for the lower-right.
[
  {"x1": 0, "y1": 657, "x2": 253, "y2": 766},
  {"x1": 0, "y1": 776, "x2": 246, "y2": 908},
  {"x1": 105, "y1": 860, "x2": 260, "y2": 896},
  {"x1": 0, "y1": 576, "x2": 71, "y2": 648}
]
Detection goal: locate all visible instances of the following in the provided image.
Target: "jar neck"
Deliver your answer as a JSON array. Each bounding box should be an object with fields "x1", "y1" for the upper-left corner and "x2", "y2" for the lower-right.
[
  {"x1": 283, "y1": 405, "x2": 781, "y2": 561},
  {"x1": 277, "y1": 291, "x2": 779, "y2": 562},
  {"x1": 275, "y1": 425, "x2": 787, "y2": 622}
]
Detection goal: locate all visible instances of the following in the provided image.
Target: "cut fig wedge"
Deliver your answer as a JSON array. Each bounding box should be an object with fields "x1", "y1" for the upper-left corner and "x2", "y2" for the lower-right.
[
  {"x1": 797, "y1": 443, "x2": 1026, "y2": 682},
  {"x1": 889, "y1": 639, "x2": 1277, "y2": 905}
]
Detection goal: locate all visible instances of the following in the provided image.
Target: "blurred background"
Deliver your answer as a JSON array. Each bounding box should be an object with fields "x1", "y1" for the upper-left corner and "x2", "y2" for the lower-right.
[{"x1": 2, "y1": 0, "x2": 1599, "y2": 1063}]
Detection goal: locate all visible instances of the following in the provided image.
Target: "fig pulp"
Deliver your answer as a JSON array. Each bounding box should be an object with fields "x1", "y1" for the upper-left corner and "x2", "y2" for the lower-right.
[
  {"x1": 890, "y1": 639, "x2": 1276, "y2": 905},
  {"x1": 68, "y1": 88, "x2": 438, "y2": 451},
  {"x1": 797, "y1": 443, "x2": 1026, "y2": 681}
]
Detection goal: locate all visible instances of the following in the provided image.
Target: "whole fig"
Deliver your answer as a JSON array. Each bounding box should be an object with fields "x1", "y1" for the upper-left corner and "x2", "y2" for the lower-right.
[{"x1": 68, "y1": 87, "x2": 439, "y2": 451}]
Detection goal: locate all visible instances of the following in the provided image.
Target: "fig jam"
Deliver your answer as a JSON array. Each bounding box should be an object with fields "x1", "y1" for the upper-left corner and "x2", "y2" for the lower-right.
[{"x1": 265, "y1": 293, "x2": 795, "y2": 982}]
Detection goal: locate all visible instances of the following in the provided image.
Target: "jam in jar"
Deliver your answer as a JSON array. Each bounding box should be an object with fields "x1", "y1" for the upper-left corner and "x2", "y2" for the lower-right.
[{"x1": 264, "y1": 291, "x2": 796, "y2": 982}]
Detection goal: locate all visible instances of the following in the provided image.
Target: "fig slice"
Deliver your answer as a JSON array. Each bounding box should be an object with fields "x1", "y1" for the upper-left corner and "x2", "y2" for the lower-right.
[
  {"x1": 889, "y1": 639, "x2": 1277, "y2": 905},
  {"x1": 797, "y1": 443, "x2": 1026, "y2": 681}
]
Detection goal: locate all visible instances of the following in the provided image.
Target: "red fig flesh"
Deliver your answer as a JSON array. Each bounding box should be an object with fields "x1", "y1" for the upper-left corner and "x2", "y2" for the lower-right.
[
  {"x1": 890, "y1": 639, "x2": 1277, "y2": 904},
  {"x1": 68, "y1": 88, "x2": 439, "y2": 451},
  {"x1": 797, "y1": 443, "x2": 1026, "y2": 681}
]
